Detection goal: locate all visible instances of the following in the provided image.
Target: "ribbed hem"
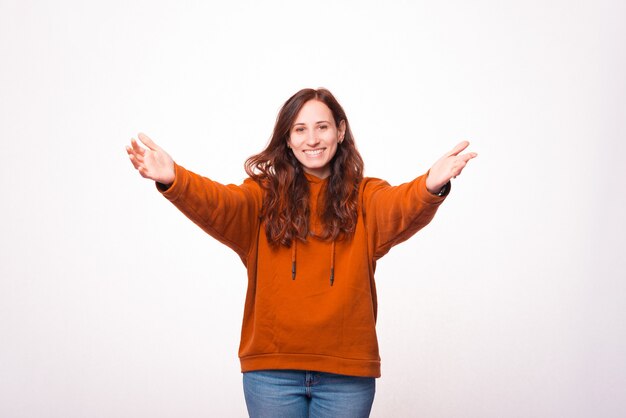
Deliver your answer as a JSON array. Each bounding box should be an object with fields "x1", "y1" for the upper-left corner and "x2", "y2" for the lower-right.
[{"x1": 240, "y1": 353, "x2": 381, "y2": 378}]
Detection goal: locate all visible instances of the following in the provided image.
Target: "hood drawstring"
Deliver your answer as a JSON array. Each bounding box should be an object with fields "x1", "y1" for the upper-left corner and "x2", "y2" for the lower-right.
[
  {"x1": 291, "y1": 240, "x2": 297, "y2": 280},
  {"x1": 330, "y1": 241, "x2": 335, "y2": 286},
  {"x1": 290, "y1": 239, "x2": 336, "y2": 286}
]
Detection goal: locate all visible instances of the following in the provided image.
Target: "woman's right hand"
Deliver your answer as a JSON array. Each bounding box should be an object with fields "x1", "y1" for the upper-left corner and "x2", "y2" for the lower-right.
[{"x1": 126, "y1": 133, "x2": 175, "y2": 185}]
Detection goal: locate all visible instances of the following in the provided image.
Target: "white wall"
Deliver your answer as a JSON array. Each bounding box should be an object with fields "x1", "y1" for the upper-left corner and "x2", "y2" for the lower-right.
[{"x1": 1, "y1": 0, "x2": 625, "y2": 417}]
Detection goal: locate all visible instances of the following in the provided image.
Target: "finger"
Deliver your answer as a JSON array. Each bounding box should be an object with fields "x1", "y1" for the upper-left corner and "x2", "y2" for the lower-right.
[
  {"x1": 138, "y1": 132, "x2": 159, "y2": 151},
  {"x1": 452, "y1": 158, "x2": 474, "y2": 177},
  {"x1": 126, "y1": 145, "x2": 145, "y2": 164},
  {"x1": 127, "y1": 153, "x2": 142, "y2": 170},
  {"x1": 138, "y1": 166, "x2": 154, "y2": 180},
  {"x1": 130, "y1": 138, "x2": 146, "y2": 156},
  {"x1": 459, "y1": 152, "x2": 478, "y2": 163},
  {"x1": 447, "y1": 141, "x2": 470, "y2": 157},
  {"x1": 446, "y1": 152, "x2": 476, "y2": 180},
  {"x1": 126, "y1": 144, "x2": 140, "y2": 157}
]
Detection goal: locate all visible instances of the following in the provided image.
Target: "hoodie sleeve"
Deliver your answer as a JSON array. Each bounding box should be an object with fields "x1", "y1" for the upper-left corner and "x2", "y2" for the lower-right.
[
  {"x1": 156, "y1": 163, "x2": 262, "y2": 263},
  {"x1": 362, "y1": 172, "x2": 449, "y2": 260}
]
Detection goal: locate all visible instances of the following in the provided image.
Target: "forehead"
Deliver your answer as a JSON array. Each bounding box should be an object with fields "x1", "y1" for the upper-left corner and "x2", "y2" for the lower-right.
[{"x1": 294, "y1": 99, "x2": 334, "y2": 123}]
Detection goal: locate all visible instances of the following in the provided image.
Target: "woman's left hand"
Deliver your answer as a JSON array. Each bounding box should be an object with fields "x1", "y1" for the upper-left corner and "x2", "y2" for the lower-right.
[{"x1": 426, "y1": 141, "x2": 477, "y2": 194}]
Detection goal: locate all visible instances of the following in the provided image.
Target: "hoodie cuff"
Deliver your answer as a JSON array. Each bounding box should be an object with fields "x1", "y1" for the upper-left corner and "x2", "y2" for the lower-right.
[{"x1": 155, "y1": 162, "x2": 186, "y2": 202}]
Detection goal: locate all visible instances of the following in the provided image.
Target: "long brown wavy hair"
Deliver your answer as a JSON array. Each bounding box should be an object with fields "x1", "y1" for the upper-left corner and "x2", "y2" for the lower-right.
[{"x1": 245, "y1": 88, "x2": 364, "y2": 247}]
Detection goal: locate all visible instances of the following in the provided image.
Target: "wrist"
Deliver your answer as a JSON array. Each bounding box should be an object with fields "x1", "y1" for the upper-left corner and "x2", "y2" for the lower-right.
[{"x1": 430, "y1": 181, "x2": 450, "y2": 197}]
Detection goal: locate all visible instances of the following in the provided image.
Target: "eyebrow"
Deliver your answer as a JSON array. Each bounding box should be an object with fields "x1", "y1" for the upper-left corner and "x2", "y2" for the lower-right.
[{"x1": 293, "y1": 121, "x2": 331, "y2": 126}]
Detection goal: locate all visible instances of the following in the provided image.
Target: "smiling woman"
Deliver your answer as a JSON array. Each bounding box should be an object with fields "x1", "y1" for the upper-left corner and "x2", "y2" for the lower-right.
[
  {"x1": 245, "y1": 88, "x2": 364, "y2": 246},
  {"x1": 126, "y1": 87, "x2": 476, "y2": 418}
]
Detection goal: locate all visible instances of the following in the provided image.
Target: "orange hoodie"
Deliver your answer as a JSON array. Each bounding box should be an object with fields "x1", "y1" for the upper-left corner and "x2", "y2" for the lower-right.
[{"x1": 158, "y1": 163, "x2": 448, "y2": 378}]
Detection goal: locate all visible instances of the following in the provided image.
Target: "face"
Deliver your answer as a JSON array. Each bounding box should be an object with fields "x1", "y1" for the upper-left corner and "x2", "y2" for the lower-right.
[{"x1": 287, "y1": 99, "x2": 346, "y2": 179}]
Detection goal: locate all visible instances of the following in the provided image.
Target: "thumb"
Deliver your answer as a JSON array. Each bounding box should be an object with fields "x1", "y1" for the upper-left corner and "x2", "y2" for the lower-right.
[
  {"x1": 137, "y1": 132, "x2": 160, "y2": 151},
  {"x1": 447, "y1": 140, "x2": 470, "y2": 157}
]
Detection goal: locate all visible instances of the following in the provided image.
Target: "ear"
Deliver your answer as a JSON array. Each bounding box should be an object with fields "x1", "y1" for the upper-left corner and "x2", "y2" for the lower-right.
[{"x1": 338, "y1": 120, "x2": 346, "y2": 143}]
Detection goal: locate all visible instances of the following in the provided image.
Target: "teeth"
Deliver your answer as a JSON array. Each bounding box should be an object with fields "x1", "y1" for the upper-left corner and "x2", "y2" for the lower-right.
[{"x1": 304, "y1": 149, "x2": 324, "y2": 156}]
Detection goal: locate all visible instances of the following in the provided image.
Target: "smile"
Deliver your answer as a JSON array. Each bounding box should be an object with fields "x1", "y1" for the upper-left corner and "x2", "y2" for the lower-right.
[{"x1": 303, "y1": 149, "x2": 325, "y2": 156}]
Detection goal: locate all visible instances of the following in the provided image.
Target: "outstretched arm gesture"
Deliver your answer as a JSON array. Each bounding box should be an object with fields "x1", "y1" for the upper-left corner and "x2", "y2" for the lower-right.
[
  {"x1": 126, "y1": 133, "x2": 176, "y2": 185},
  {"x1": 425, "y1": 141, "x2": 477, "y2": 194}
]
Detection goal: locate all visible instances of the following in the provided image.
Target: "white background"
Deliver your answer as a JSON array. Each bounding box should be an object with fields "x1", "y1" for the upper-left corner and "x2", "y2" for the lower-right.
[{"x1": 1, "y1": 0, "x2": 625, "y2": 417}]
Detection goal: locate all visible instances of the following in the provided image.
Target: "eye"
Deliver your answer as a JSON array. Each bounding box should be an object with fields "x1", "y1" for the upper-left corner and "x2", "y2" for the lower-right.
[
  {"x1": 319, "y1": 124, "x2": 329, "y2": 130},
  {"x1": 294, "y1": 127, "x2": 305, "y2": 133}
]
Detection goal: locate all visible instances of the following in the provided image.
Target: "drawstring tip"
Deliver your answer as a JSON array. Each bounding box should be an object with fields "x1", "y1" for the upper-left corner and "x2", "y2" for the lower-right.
[
  {"x1": 330, "y1": 269, "x2": 334, "y2": 286},
  {"x1": 292, "y1": 261, "x2": 296, "y2": 280}
]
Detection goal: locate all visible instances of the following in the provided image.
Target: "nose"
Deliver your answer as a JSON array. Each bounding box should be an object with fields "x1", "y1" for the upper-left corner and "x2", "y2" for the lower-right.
[{"x1": 306, "y1": 131, "x2": 320, "y2": 146}]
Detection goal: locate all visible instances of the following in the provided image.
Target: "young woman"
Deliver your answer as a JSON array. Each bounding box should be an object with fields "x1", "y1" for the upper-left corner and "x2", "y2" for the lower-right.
[{"x1": 126, "y1": 88, "x2": 476, "y2": 418}]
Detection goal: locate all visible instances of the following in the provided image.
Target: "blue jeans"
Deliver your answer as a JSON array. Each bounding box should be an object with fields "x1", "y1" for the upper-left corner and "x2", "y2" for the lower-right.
[{"x1": 243, "y1": 369, "x2": 376, "y2": 418}]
